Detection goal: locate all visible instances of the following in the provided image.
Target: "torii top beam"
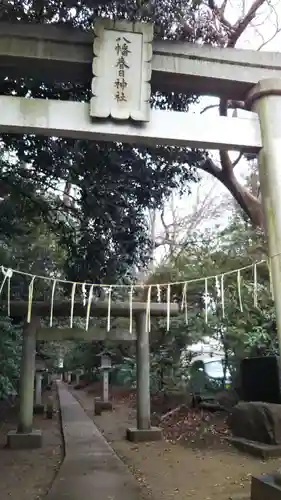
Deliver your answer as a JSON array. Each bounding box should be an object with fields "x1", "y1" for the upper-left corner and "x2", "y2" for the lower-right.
[
  {"x1": 5, "y1": 300, "x2": 179, "y2": 318},
  {"x1": 1, "y1": 22, "x2": 281, "y2": 100}
]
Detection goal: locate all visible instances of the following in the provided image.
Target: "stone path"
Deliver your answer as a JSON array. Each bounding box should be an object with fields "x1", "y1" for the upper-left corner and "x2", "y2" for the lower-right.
[{"x1": 46, "y1": 382, "x2": 143, "y2": 500}]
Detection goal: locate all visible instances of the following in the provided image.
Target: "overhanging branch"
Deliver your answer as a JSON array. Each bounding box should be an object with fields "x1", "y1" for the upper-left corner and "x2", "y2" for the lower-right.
[{"x1": 228, "y1": 0, "x2": 265, "y2": 47}]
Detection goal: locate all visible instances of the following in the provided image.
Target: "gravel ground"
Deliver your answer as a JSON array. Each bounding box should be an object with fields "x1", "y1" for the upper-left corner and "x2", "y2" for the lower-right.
[{"x1": 0, "y1": 385, "x2": 63, "y2": 500}]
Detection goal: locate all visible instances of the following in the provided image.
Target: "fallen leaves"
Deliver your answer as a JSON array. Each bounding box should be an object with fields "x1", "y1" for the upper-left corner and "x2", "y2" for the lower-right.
[
  {"x1": 112, "y1": 387, "x2": 230, "y2": 448},
  {"x1": 159, "y1": 407, "x2": 230, "y2": 446}
]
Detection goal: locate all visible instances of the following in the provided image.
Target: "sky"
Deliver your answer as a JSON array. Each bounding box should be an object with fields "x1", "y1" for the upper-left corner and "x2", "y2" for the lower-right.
[{"x1": 152, "y1": 0, "x2": 281, "y2": 265}]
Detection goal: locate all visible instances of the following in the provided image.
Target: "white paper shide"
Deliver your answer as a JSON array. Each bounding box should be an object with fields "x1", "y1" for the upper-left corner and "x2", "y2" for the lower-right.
[{"x1": 91, "y1": 19, "x2": 153, "y2": 122}]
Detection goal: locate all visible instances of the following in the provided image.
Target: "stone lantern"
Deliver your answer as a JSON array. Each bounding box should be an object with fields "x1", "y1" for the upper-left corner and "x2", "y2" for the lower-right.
[
  {"x1": 34, "y1": 356, "x2": 46, "y2": 414},
  {"x1": 95, "y1": 350, "x2": 113, "y2": 414},
  {"x1": 75, "y1": 369, "x2": 84, "y2": 386}
]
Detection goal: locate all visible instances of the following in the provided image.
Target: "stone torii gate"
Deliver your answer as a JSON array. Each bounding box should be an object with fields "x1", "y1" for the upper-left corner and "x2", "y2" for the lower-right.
[
  {"x1": 6, "y1": 300, "x2": 178, "y2": 449},
  {"x1": 2, "y1": 18, "x2": 281, "y2": 499},
  {"x1": 1, "y1": 21, "x2": 281, "y2": 350}
]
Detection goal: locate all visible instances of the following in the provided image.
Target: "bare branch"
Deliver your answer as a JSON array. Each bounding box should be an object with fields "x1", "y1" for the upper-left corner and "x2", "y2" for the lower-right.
[
  {"x1": 208, "y1": 0, "x2": 234, "y2": 30},
  {"x1": 200, "y1": 100, "x2": 245, "y2": 116},
  {"x1": 151, "y1": 173, "x2": 231, "y2": 263},
  {"x1": 219, "y1": 0, "x2": 228, "y2": 15},
  {"x1": 256, "y1": 17, "x2": 281, "y2": 50},
  {"x1": 200, "y1": 104, "x2": 219, "y2": 114},
  {"x1": 228, "y1": 0, "x2": 265, "y2": 47},
  {"x1": 197, "y1": 157, "x2": 223, "y2": 181},
  {"x1": 233, "y1": 152, "x2": 244, "y2": 168},
  {"x1": 220, "y1": 150, "x2": 235, "y2": 174}
]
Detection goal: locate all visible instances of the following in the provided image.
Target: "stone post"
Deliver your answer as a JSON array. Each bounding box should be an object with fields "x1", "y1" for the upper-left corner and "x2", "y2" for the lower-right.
[
  {"x1": 136, "y1": 311, "x2": 150, "y2": 430},
  {"x1": 75, "y1": 371, "x2": 80, "y2": 386},
  {"x1": 246, "y1": 78, "x2": 281, "y2": 499},
  {"x1": 103, "y1": 369, "x2": 109, "y2": 402},
  {"x1": 94, "y1": 358, "x2": 112, "y2": 414},
  {"x1": 18, "y1": 321, "x2": 37, "y2": 433},
  {"x1": 67, "y1": 372, "x2": 72, "y2": 384},
  {"x1": 126, "y1": 312, "x2": 161, "y2": 442},
  {"x1": 35, "y1": 372, "x2": 43, "y2": 405},
  {"x1": 34, "y1": 371, "x2": 44, "y2": 414},
  {"x1": 7, "y1": 319, "x2": 42, "y2": 449}
]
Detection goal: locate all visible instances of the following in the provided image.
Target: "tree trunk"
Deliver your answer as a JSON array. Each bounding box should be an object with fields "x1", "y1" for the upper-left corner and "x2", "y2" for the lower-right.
[
  {"x1": 222, "y1": 172, "x2": 264, "y2": 228},
  {"x1": 198, "y1": 155, "x2": 265, "y2": 229}
]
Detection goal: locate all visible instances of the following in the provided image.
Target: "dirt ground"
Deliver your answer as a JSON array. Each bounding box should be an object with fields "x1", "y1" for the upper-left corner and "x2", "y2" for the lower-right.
[
  {"x1": 72, "y1": 385, "x2": 281, "y2": 500},
  {"x1": 0, "y1": 385, "x2": 63, "y2": 500}
]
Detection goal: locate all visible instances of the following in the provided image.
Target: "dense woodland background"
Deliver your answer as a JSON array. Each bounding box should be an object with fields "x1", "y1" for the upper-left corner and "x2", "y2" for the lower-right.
[{"x1": 0, "y1": 0, "x2": 278, "y2": 399}]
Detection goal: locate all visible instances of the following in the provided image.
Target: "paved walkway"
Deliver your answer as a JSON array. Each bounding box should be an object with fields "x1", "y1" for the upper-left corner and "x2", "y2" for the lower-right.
[{"x1": 46, "y1": 382, "x2": 143, "y2": 500}]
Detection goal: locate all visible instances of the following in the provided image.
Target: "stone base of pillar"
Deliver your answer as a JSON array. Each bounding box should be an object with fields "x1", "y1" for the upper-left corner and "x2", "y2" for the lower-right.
[
  {"x1": 94, "y1": 399, "x2": 113, "y2": 414},
  {"x1": 251, "y1": 474, "x2": 281, "y2": 500},
  {"x1": 126, "y1": 426, "x2": 162, "y2": 443},
  {"x1": 33, "y1": 403, "x2": 45, "y2": 415},
  {"x1": 7, "y1": 429, "x2": 42, "y2": 449}
]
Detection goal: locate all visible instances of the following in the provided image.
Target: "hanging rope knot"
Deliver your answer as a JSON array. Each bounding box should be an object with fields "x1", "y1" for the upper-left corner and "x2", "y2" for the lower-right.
[
  {"x1": 253, "y1": 264, "x2": 258, "y2": 308},
  {"x1": 220, "y1": 274, "x2": 225, "y2": 319},
  {"x1": 156, "y1": 284, "x2": 161, "y2": 303},
  {"x1": 145, "y1": 285, "x2": 152, "y2": 333},
  {"x1": 129, "y1": 285, "x2": 133, "y2": 334},
  {"x1": 181, "y1": 282, "x2": 188, "y2": 325},
  {"x1": 204, "y1": 278, "x2": 208, "y2": 324},
  {"x1": 27, "y1": 276, "x2": 36, "y2": 323},
  {"x1": 81, "y1": 283, "x2": 87, "y2": 306},
  {"x1": 166, "y1": 284, "x2": 171, "y2": 331},
  {"x1": 106, "y1": 286, "x2": 112, "y2": 332},
  {"x1": 85, "y1": 284, "x2": 94, "y2": 331},
  {"x1": 0, "y1": 267, "x2": 13, "y2": 317},
  {"x1": 49, "y1": 279, "x2": 57, "y2": 328},
  {"x1": 1, "y1": 267, "x2": 13, "y2": 279},
  {"x1": 70, "y1": 282, "x2": 77, "y2": 328}
]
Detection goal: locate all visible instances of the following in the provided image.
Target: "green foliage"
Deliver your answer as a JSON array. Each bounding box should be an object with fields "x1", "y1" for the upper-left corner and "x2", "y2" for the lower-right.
[
  {"x1": 0, "y1": 0, "x2": 213, "y2": 286},
  {"x1": 0, "y1": 0, "x2": 237, "y2": 285},
  {"x1": 0, "y1": 217, "x2": 68, "y2": 399},
  {"x1": 19, "y1": 182, "x2": 274, "y2": 396},
  {"x1": 112, "y1": 357, "x2": 136, "y2": 387},
  {"x1": 61, "y1": 207, "x2": 274, "y2": 393},
  {"x1": 0, "y1": 317, "x2": 21, "y2": 399},
  {"x1": 63, "y1": 340, "x2": 105, "y2": 375},
  {"x1": 0, "y1": 2, "x2": 268, "y2": 396},
  {"x1": 147, "y1": 202, "x2": 275, "y2": 388}
]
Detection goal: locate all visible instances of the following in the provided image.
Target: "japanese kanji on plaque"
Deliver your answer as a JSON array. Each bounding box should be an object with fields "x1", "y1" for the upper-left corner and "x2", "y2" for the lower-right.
[{"x1": 91, "y1": 19, "x2": 153, "y2": 121}]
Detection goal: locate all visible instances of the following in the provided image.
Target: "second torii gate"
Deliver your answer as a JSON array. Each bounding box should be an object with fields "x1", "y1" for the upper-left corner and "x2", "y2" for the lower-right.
[{"x1": 6, "y1": 300, "x2": 178, "y2": 449}]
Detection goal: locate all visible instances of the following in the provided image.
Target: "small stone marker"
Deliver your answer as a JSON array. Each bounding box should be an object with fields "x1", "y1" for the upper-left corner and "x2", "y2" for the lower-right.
[{"x1": 46, "y1": 395, "x2": 54, "y2": 419}]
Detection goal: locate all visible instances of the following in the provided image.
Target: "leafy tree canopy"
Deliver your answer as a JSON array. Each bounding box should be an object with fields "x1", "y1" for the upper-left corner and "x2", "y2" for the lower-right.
[
  {"x1": 0, "y1": 0, "x2": 270, "y2": 289},
  {"x1": 0, "y1": 317, "x2": 21, "y2": 399},
  {"x1": 0, "y1": 0, "x2": 220, "y2": 285},
  {"x1": 59, "y1": 185, "x2": 276, "y2": 393},
  {"x1": 145, "y1": 165, "x2": 272, "y2": 374}
]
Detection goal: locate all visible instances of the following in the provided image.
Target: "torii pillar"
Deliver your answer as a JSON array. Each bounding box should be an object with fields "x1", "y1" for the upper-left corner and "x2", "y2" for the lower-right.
[
  {"x1": 7, "y1": 318, "x2": 42, "y2": 449},
  {"x1": 126, "y1": 311, "x2": 162, "y2": 442},
  {"x1": 246, "y1": 78, "x2": 281, "y2": 500}
]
